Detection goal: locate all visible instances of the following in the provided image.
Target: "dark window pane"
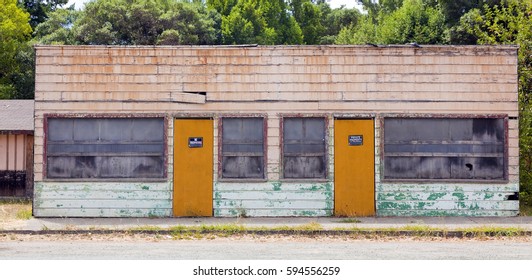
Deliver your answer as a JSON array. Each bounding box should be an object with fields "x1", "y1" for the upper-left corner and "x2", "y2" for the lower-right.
[
  {"x1": 284, "y1": 156, "x2": 325, "y2": 178},
  {"x1": 383, "y1": 118, "x2": 505, "y2": 181},
  {"x1": 73, "y1": 119, "x2": 99, "y2": 141},
  {"x1": 99, "y1": 156, "x2": 164, "y2": 178},
  {"x1": 222, "y1": 156, "x2": 263, "y2": 178},
  {"x1": 46, "y1": 118, "x2": 165, "y2": 179},
  {"x1": 283, "y1": 117, "x2": 326, "y2": 179},
  {"x1": 222, "y1": 144, "x2": 263, "y2": 153},
  {"x1": 132, "y1": 119, "x2": 165, "y2": 141},
  {"x1": 48, "y1": 119, "x2": 73, "y2": 141},
  {"x1": 221, "y1": 118, "x2": 264, "y2": 179},
  {"x1": 100, "y1": 119, "x2": 131, "y2": 141}
]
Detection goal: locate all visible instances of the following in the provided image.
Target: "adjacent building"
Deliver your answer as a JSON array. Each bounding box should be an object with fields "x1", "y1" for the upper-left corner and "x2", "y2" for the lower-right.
[
  {"x1": 0, "y1": 100, "x2": 34, "y2": 198},
  {"x1": 33, "y1": 45, "x2": 519, "y2": 217}
]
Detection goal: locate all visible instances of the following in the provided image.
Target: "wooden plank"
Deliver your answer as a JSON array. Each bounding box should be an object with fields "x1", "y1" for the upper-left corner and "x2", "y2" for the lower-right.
[
  {"x1": 33, "y1": 208, "x2": 171, "y2": 217},
  {"x1": 376, "y1": 183, "x2": 519, "y2": 192},
  {"x1": 37, "y1": 190, "x2": 171, "y2": 200},
  {"x1": 36, "y1": 199, "x2": 171, "y2": 209},
  {"x1": 25, "y1": 135, "x2": 34, "y2": 197},
  {"x1": 214, "y1": 182, "x2": 333, "y2": 192},
  {"x1": 376, "y1": 200, "x2": 518, "y2": 211},
  {"x1": 214, "y1": 199, "x2": 331, "y2": 209},
  {"x1": 215, "y1": 190, "x2": 332, "y2": 200},
  {"x1": 377, "y1": 191, "x2": 517, "y2": 201},
  {"x1": 377, "y1": 209, "x2": 519, "y2": 217},
  {"x1": 34, "y1": 182, "x2": 171, "y2": 192},
  {"x1": 37, "y1": 82, "x2": 181, "y2": 93},
  {"x1": 214, "y1": 208, "x2": 333, "y2": 217},
  {"x1": 318, "y1": 101, "x2": 517, "y2": 113}
]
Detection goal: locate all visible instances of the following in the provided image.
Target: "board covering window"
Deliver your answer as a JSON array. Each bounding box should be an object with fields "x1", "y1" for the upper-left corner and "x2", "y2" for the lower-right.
[
  {"x1": 283, "y1": 117, "x2": 326, "y2": 179},
  {"x1": 383, "y1": 118, "x2": 505, "y2": 181},
  {"x1": 46, "y1": 118, "x2": 165, "y2": 179},
  {"x1": 221, "y1": 118, "x2": 264, "y2": 179}
]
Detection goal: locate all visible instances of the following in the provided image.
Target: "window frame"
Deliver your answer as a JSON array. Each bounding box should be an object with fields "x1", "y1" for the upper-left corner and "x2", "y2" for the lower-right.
[
  {"x1": 43, "y1": 114, "x2": 168, "y2": 181},
  {"x1": 380, "y1": 114, "x2": 508, "y2": 183},
  {"x1": 218, "y1": 115, "x2": 267, "y2": 181},
  {"x1": 280, "y1": 115, "x2": 329, "y2": 181}
]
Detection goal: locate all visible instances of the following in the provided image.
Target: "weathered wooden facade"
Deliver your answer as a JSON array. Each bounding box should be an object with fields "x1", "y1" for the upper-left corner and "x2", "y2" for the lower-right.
[
  {"x1": 0, "y1": 100, "x2": 34, "y2": 198},
  {"x1": 33, "y1": 45, "x2": 519, "y2": 217}
]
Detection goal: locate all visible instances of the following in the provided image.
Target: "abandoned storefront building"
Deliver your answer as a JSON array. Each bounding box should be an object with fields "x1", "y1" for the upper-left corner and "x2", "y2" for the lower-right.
[{"x1": 33, "y1": 45, "x2": 519, "y2": 217}]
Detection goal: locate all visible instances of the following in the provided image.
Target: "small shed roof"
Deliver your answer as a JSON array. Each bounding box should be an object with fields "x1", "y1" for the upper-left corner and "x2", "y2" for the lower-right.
[{"x1": 0, "y1": 100, "x2": 34, "y2": 132}]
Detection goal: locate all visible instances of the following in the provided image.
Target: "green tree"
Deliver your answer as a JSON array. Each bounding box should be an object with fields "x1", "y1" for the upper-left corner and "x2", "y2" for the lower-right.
[
  {"x1": 0, "y1": 0, "x2": 32, "y2": 99},
  {"x1": 75, "y1": 0, "x2": 219, "y2": 45},
  {"x1": 318, "y1": 3, "x2": 361, "y2": 44},
  {"x1": 218, "y1": 0, "x2": 302, "y2": 45},
  {"x1": 337, "y1": 0, "x2": 447, "y2": 45},
  {"x1": 290, "y1": 0, "x2": 324, "y2": 44},
  {"x1": 376, "y1": 0, "x2": 447, "y2": 44},
  {"x1": 33, "y1": 6, "x2": 79, "y2": 44},
  {"x1": 457, "y1": 0, "x2": 532, "y2": 205},
  {"x1": 207, "y1": 0, "x2": 238, "y2": 16},
  {"x1": 19, "y1": 0, "x2": 68, "y2": 29}
]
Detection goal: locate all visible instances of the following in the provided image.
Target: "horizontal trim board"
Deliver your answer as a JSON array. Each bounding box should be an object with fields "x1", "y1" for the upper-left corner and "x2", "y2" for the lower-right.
[
  {"x1": 36, "y1": 190, "x2": 171, "y2": 200},
  {"x1": 376, "y1": 200, "x2": 518, "y2": 211},
  {"x1": 376, "y1": 183, "x2": 519, "y2": 192},
  {"x1": 215, "y1": 191, "x2": 332, "y2": 200},
  {"x1": 36, "y1": 199, "x2": 172, "y2": 209},
  {"x1": 35, "y1": 73, "x2": 517, "y2": 84},
  {"x1": 33, "y1": 101, "x2": 518, "y2": 116},
  {"x1": 214, "y1": 200, "x2": 331, "y2": 209},
  {"x1": 214, "y1": 209, "x2": 333, "y2": 217},
  {"x1": 376, "y1": 209, "x2": 519, "y2": 217},
  {"x1": 377, "y1": 192, "x2": 517, "y2": 201},
  {"x1": 34, "y1": 182, "x2": 171, "y2": 192},
  {"x1": 36, "y1": 54, "x2": 517, "y2": 66},
  {"x1": 33, "y1": 208, "x2": 171, "y2": 217},
  {"x1": 214, "y1": 182, "x2": 333, "y2": 192}
]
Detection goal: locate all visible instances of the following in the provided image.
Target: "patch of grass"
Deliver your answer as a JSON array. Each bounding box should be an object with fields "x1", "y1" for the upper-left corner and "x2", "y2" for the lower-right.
[
  {"x1": 271, "y1": 222, "x2": 324, "y2": 232},
  {"x1": 197, "y1": 224, "x2": 246, "y2": 234},
  {"x1": 16, "y1": 209, "x2": 32, "y2": 220},
  {"x1": 337, "y1": 218, "x2": 361, "y2": 224},
  {"x1": 461, "y1": 226, "x2": 525, "y2": 238},
  {"x1": 0, "y1": 200, "x2": 32, "y2": 222}
]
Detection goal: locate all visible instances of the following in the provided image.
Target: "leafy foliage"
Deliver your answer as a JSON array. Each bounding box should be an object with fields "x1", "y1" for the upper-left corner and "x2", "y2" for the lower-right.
[
  {"x1": 216, "y1": 0, "x2": 302, "y2": 44},
  {"x1": 19, "y1": 0, "x2": 68, "y2": 29},
  {"x1": 0, "y1": 0, "x2": 32, "y2": 99},
  {"x1": 75, "y1": 0, "x2": 220, "y2": 45},
  {"x1": 338, "y1": 0, "x2": 447, "y2": 44}
]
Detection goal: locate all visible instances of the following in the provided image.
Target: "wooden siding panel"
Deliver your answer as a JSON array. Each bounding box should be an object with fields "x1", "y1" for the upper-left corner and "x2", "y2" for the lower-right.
[
  {"x1": 33, "y1": 182, "x2": 172, "y2": 217},
  {"x1": 213, "y1": 182, "x2": 333, "y2": 217},
  {"x1": 375, "y1": 183, "x2": 519, "y2": 216}
]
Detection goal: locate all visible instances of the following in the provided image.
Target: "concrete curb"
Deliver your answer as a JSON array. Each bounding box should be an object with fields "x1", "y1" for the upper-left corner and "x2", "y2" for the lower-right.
[{"x1": 2, "y1": 229, "x2": 532, "y2": 237}]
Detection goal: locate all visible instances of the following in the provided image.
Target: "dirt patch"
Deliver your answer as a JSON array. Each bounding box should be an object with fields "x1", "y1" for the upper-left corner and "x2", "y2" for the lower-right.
[{"x1": 0, "y1": 202, "x2": 32, "y2": 229}]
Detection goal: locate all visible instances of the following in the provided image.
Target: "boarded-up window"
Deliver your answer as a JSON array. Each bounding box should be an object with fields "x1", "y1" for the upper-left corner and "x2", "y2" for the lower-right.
[
  {"x1": 221, "y1": 118, "x2": 264, "y2": 179},
  {"x1": 383, "y1": 118, "x2": 505, "y2": 180},
  {"x1": 283, "y1": 117, "x2": 326, "y2": 179},
  {"x1": 46, "y1": 118, "x2": 165, "y2": 179}
]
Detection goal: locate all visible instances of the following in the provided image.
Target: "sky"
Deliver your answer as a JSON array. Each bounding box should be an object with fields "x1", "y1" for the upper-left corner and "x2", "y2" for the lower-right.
[{"x1": 66, "y1": 0, "x2": 360, "y2": 10}]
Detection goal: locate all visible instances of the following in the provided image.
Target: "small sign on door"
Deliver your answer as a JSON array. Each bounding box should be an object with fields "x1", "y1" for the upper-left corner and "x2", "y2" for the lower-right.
[
  {"x1": 188, "y1": 137, "x2": 203, "y2": 148},
  {"x1": 348, "y1": 135, "x2": 363, "y2": 146}
]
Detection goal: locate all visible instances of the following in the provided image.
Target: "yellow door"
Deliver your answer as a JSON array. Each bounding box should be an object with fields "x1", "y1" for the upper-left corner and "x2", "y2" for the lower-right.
[
  {"x1": 173, "y1": 119, "x2": 213, "y2": 216},
  {"x1": 334, "y1": 119, "x2": 375, "y2": 216}
]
